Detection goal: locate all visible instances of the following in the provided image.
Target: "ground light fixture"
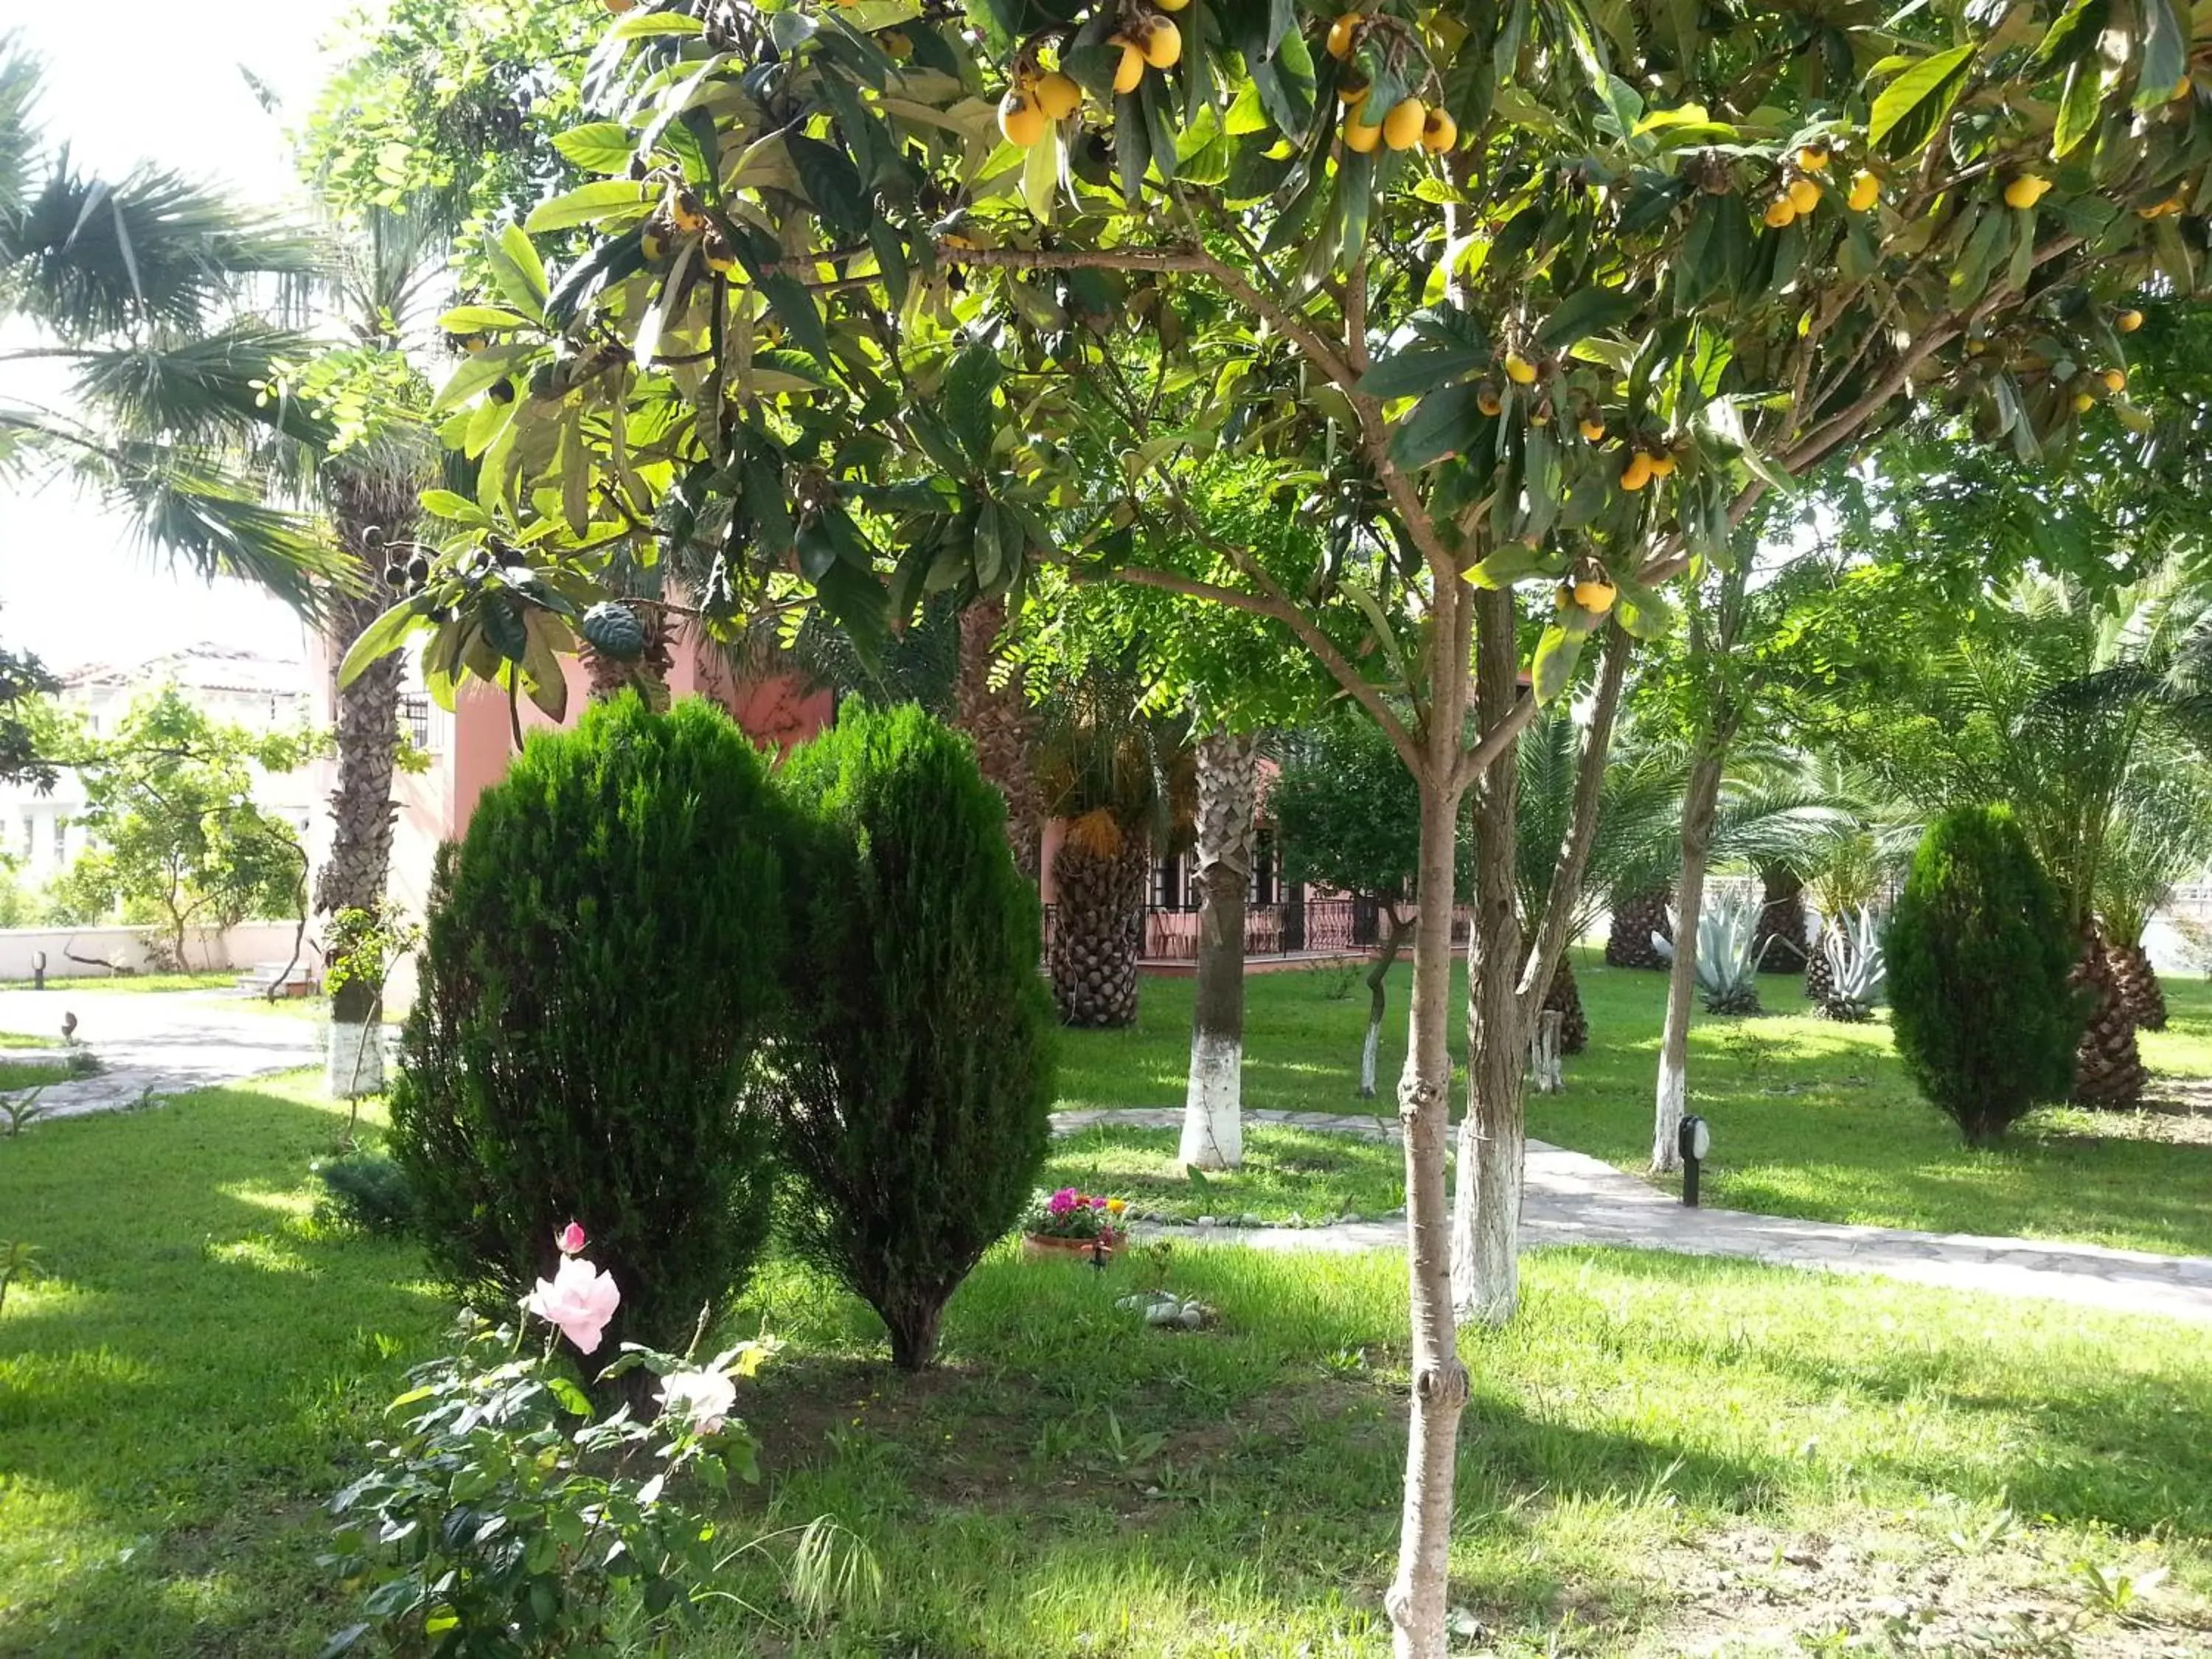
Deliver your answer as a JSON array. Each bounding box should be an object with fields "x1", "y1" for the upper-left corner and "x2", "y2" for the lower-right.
[{"x1": 1679, "y1": 1114, "x2": 1711, "y2": 1208}]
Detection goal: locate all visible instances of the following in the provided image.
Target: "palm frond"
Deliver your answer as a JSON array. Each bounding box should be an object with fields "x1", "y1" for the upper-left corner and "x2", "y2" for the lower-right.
[
  {"x1": 1, "y1": 155, "x2": 322, "y2": 338},
  {"x1": 66, "y1": 321, "x2": 334, "y2": 453},
  {"x1": 0, "y1": 33, "x2": 37, "y2": 224}
]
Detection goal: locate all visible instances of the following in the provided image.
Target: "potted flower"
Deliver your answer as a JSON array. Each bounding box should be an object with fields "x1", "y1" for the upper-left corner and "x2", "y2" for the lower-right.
[{"x1": 1021, "y1": 1188, "x2": 1127, "y2": 1260}]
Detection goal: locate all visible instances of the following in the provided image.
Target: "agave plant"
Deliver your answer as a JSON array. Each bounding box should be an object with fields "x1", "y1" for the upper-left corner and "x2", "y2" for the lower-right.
[
  {"x1": 1816, "y1": 906, "x2": 1887, "y2": 1022},
  {"x1": 1653, "y1": 888, "x2": 1770, "y2": 1016}
]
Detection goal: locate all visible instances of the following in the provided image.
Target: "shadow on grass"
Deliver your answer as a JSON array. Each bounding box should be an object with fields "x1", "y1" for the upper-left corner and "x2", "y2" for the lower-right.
[{"x1": 0, "y1": 1077, "x2": 444, "y2": 1659}]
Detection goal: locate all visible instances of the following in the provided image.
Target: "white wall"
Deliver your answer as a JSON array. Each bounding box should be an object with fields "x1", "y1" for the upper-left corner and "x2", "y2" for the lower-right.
[{"x1": 0, "y1": 922, "x2": 309, "y2": 981}]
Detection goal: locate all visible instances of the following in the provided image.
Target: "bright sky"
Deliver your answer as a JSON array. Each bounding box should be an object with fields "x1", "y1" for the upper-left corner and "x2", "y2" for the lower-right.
[{"x1": 1, "y1": 0, "x2": 357, "y2": 674}]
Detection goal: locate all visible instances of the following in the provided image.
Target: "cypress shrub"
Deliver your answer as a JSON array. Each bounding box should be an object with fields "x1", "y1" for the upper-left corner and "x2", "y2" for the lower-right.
[
  {"x1": 769, "y1": 703, "x2": 1055, "y2": 1370},
  {"x1": 1886, "y1": 804, "x2": 2079, "y2": 1145},
  {"x1": 389, "y1": 695, "x2": 790, "y2": 1354}
]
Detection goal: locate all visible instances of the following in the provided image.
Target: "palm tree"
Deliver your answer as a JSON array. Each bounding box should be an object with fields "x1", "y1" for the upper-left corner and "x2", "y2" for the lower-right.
[
  {"x1": 1854, "y1": 566, "x2": 2212, "y2": 1105},
  {"x1": 1033, "y1": 672, "x2": 1185, "y2": 1028},
  {"x1": 2092, "y1": 761, "x2": 2212, "y2": 1034},
  {"x1": 1518, "y1": 710, "x2": 1851, "y2": 1053},
  {"x1": 0, "y1": 35, "x2": 341, "y2": 605}
]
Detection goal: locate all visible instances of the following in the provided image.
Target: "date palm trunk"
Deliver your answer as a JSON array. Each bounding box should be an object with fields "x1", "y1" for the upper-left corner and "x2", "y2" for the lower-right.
[
  {"x1": 955, "y1": 596, "x2": 1042, "y2": 878},
  {"x1": 1653, "y1": 748, "x2": 1725, "y2": 1172},
  {"x1": 316, "y1": 471, "x2": 412, "y2": 1097},
  {"x1": 1180, "y1": 730, "x2": 1259, "y2": 1169}
]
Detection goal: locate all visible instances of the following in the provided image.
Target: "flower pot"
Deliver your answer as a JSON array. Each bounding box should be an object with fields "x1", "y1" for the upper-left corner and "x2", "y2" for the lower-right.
[{"x1": 1023, "y1": 1229, "x2": 1124, "y2": 1261}]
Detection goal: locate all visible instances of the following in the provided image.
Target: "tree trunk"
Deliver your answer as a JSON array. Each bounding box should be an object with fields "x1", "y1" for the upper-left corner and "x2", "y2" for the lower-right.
[
  {"x1": 1653, "y1": 748, "x2": 1725, "y2": 1173},
  {"x1": 1543, "y1": 959, "x2": 1588, "y2": 1054},
  {"x1": 1753, "y1": 863, "x2": 1812, "y2": 974},
  {"x1": 318, "y1": 476, "x2": 412, "y2": 1096},
  {"x1": 1359, "y1": 906, "x2": 1414, "y2": 1099},
  {"x1": 1046, "y1": 825, "x2": 1147, "y2": 1027},
  {"x1": 1606, "y1": 885, "x2": 1673, "y2": 967},
  {"x1": 1384, "y1": 765, "x2": 1470, "y2": 1659},
  {"x1": 2070, "y1": 922, "x2": 2146, "y2": 1108},
  {"x1": 1452, "y1": 588, "x2": 1526, "y2": 1326},
  {"x1": 2106, "y1": 935, "x2": 2167, "y2": 1032},
  {"x1": 954, "y1": 596, "x2": 1042, "y2": 878},
  {"x1": 1180, "y1": 730, "x2": 1260, "y2": 1169}
]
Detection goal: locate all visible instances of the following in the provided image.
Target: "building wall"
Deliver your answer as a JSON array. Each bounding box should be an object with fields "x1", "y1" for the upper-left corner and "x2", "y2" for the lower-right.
[{"x1": 311, "y1": 620, "x2": 833, "y2": 939}]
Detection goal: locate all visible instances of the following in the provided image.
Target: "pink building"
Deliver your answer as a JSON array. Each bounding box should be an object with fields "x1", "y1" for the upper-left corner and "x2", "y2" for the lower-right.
[{"x1": 306, "y1": 623, "x2": 832, "y2": 932}]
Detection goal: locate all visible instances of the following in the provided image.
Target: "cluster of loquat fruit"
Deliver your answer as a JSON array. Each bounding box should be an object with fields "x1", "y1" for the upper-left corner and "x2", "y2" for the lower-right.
[
  {"x1": 1326, "y1": 13, "x2": 1456, "y2": 153},
  {"x1": 997, "y1": 0, "x2": 1189, "y2": 147}
]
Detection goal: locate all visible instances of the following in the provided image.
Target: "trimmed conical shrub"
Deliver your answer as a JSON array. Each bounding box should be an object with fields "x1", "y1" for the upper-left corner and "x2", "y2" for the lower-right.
[
  {"x1": 390, "y1": 695, "x2": 791, "y2": 1357},
  {"x1": 768, "y1": 703, "x2": 1056, "y2": 1370},
  {"x1": 1887, "y1": 805, "x2": 2079, "y2": 1146}
]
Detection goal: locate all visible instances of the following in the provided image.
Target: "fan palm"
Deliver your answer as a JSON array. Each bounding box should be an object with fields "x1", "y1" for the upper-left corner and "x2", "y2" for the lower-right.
[{"x1": 0, "y1": 34, "x2": 342, "y2": 608}]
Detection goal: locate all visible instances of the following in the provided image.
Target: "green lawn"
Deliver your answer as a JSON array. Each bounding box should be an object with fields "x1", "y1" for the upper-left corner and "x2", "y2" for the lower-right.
[
  {"x1": 1055, "y1": 958, "x2": 2212, "y2": 1258},
  {"x1": 0, "y1": 1032, "x2": 65, "y2": 1050},
  {"x1": 0, "y1": 1058, "x2": 75, "y2": 1091},
  {"x1": 1045, "y1": 1121, "x2": 1405, "y2": 1222},
  {"x1": 1, "y1": 1077, "x2": 2208, "y2": 1655},
  {"x1": 0, "y1": 971, "x2": 237, "y2": 993}
]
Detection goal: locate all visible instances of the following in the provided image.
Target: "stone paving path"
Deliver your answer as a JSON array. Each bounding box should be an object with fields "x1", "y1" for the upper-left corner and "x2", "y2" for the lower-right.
[
  {"x1": 1053, "y1": 1107, "x2": 2212, "y2": 1325},
  {"x1": 0, "y1": 988, "x2": 322, "y2": 1120}
]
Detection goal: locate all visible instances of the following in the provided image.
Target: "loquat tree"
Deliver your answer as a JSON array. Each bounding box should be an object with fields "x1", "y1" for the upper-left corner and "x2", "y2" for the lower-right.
[{"x1": 341, "y1": 0, "x2": 2211, "y2": 1645}]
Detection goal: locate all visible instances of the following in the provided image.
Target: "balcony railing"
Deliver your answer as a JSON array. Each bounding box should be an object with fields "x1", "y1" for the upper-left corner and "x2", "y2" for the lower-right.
[{"x1": 1041, "y1": 898, "x2": 1471, "y2": 964}]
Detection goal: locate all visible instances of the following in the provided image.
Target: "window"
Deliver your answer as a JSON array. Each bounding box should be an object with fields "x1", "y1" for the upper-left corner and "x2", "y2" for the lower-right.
[
  {"x1": 18, "y1": 814, "x2": 29, "y2": 858},
  {"x1": 398, "y1": 693, "x2": 433, "y2": 750},
  {"x1": 52, "y1": 816, "x2": 66, "y2": 862},
  {"x1": 1249, "y1": 830, "x2": 1279, "y2": 907},
  {"x1": 1155, "y1": 855, "x2": 1184, "y2": 910}
]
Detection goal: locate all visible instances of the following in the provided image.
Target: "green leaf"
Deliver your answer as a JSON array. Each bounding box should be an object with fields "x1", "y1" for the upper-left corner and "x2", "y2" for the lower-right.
[
  {"x1": 1389, "y1": 382, "x2": 1486, "y2": 471},
  {"x1": 1535, "y1": 287, "x2": 1637, "y2": 350},
  {"x1": 610, "y1": 10, "x2": 706, "y2": 35},
  {"x1": 524, "y1": 180, "x2": 655, "y2": 234},
  {"x1": 437, "y1": 305, "x2": 533, "y2": 333},
  {"x1": 431, "y1": 344, "x2": 539, "y2": 414},
  {"x1": 419, "y1": 489, "x2": 490, "y2": 526},
  {"x1": 1354, "y1": 341, "x2": 1489, "y2": 400},
  {"x1": 338, "y1": 599, "x2": 426, "y2": 688},
  {"x1": 2134, "y1": 0, "x2": 2188, "y2": 110},
  {"x1": 552, "y1": 121, "x2": 638, "y2": 175},
  {"x1": 786, "y1": 134, "x2": 869, "y2": 241},
  {"x1": 1530, "y1": 624, "x2": 1586, "y2": 703},
  {"x1": 484, "y1": 224, "x2": 548, "y2": 322},
  {"x1": 942, "y1": 342, "x2": 1003, "y2": 467},
  {"x1": 2053, "y1": 58, "x2": 2104, "y2": 159},
  {"x1": 1867, "y1": 43, "x2": 1975, "y2": 155},
  {"x1": 2028, "y1": 0, "x2": 2107, "y2": 71}
]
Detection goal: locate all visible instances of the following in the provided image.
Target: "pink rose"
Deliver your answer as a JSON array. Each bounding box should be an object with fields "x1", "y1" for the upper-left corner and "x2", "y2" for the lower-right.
[
  {"x1": 554, "y1": 1221, "x2": 587, "y2": 1256},
  {"x1": 656, "y1": 1367, "x2": 737, "y2": 1435},
  {"x1": 1047, "y1": 1188, "x2": 1078, "y2": 1214},
  {"x1": 524, "y1": 1255, "x2": 621, "y2": 1354}
]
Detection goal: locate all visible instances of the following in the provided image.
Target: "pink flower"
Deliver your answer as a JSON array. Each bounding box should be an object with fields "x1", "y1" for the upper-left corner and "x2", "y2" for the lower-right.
[
  {"x1": 554, "y1": 1221, "x2": 587, "y2": 1256},
  {"x1": 1047, "y1": 1188, "x2": 1078, "y2": 1214},
  {"x1": 656, "y1": 1367, "x2": 737, "y2": 1435},
  {"x1": 524, "y1": 1255, "x2": 621, "y2": 1354},
  {"x1": 1088, "y1": 1196, "x2": 1107, "y2": 1209}
]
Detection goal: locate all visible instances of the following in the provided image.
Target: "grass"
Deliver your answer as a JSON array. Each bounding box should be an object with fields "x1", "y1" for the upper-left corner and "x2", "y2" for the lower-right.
[
  {"x1": 0, "y1": 971, "x2": 238, "y2": 993},
  {"x1": 1055, "y1": 957, "x2": 2212, "y2": 1258},
  {"x1": 1044, "y1": 1122, "x2": 1405, "y2": 1222},
  {"x1": 3, "y1": 1075, "x2": 2209, "y2": 1655},
  {"x1": 0, "y1": 1057, "x2": 77, "y2": 1091},
  {"x1": 0, "y1": 1031, "x2": 65, "y2": 1050}
]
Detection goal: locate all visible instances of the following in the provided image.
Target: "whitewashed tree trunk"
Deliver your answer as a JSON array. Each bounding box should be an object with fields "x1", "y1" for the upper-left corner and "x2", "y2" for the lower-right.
[
  {"x1": 1179, "y1": 730, "x2": 1260, "y2": 1170},
  {"x1": 1653, "y1": 749, "x2": 1725, "y2": 1173},
  {"x1": 326, "y1": 1019, "x2": 386, "y2": 1098},
  {"x1": 1453, "y1": 588, "x2": 1527, "y2": 1326},
  {"x1": 1357, "y1": 906, "x2": 1414, "y2": 1100},
  {"x1": 1529, "y1": 1009, "x2": 1564, "y2": 1094}
]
